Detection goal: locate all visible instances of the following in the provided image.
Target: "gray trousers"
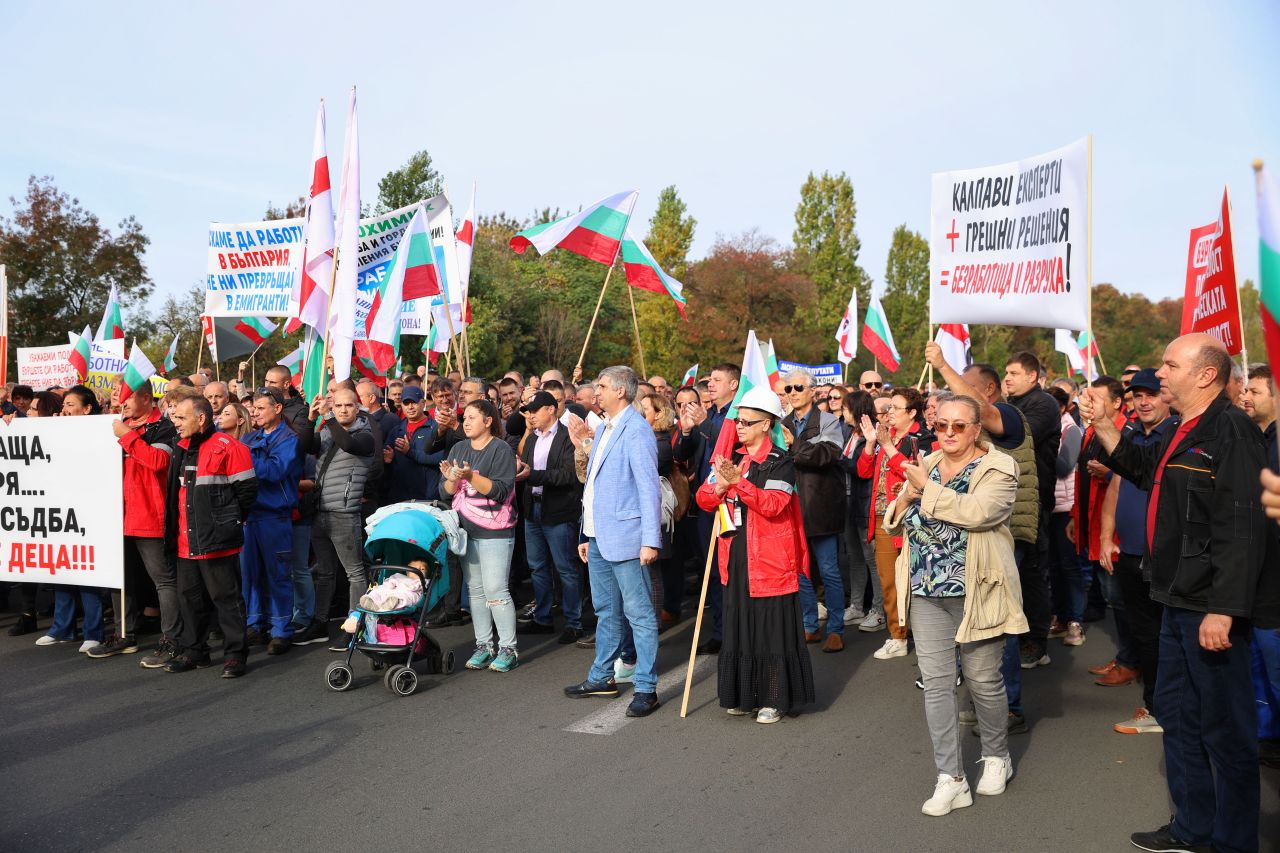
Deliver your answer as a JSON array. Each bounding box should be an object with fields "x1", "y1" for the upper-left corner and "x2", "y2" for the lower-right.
[
  {"x1": 911, "y1": 594, "x2": 1009, "y2": 778},
  {"x1": 843, "y1": 511, "x2": 883, "y2": 611},
  {"x1": 312, "y1": 511, "x2": 367, "y2": 615},
  {"x1": 125, "y1": 536, "x2": 181, "y2": 639}
]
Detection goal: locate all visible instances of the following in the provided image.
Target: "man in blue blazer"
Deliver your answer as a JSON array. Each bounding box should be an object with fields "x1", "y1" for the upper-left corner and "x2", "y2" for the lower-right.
[{"x1": 564, "y1": 365, "x2": 664, "y2": 716}]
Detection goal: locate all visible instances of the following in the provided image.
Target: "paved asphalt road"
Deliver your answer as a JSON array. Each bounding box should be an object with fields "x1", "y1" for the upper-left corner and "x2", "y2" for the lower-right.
[{"x1": 1, "y1": 603, "x2": 1277, "y2": 853}]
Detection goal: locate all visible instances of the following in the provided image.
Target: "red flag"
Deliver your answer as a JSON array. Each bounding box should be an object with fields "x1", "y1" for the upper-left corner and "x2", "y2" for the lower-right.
[{"x1": 1180, "y1": 188, "x2": 1242, "y2": 355}]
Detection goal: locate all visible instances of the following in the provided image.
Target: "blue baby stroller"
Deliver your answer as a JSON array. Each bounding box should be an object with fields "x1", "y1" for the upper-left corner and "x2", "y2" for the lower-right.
[{"x1": 324, "y1": 509, "x2": 455, "y2": 696}]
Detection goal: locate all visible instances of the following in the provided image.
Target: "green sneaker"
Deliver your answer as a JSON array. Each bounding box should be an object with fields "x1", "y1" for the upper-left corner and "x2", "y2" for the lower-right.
[
  {"x1": 488, "y1": 647, "x2": 520, "y2": 673},
  {"x1": 465, "y1": 644, "x2": 495, "y2": 670}
]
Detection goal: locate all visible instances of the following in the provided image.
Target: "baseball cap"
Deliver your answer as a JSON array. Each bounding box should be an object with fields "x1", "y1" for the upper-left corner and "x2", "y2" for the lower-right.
[
  {"x1": 521, "y1": 391, "x2": 558, "y2": 413},
  {"x1": 1127, "y1": 368, "x2": 1160, "y2": 394},
  {"x1": 400, "y1": 385, "x2": 425, "y2": 403}
]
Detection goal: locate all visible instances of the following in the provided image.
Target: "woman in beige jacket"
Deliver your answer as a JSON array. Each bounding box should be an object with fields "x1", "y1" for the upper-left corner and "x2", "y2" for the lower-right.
[{"x1": 884, "y1": 393, "x2": 1028, "y2": 817}]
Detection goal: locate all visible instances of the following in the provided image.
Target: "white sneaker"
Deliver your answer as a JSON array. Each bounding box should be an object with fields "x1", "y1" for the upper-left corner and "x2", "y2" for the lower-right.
[
  {"x1": 78, "y1": 640, "x2": 102, "y2": 654},
  {"x1": 756, "y1": 707, "x2": 782, "y2": 724},
  {"x1": 859, "y1": 607, "x2": 886, "y2": 632},
  {"x1": 1113, "y1": 707, "x2": 1164, "y2": 734},
  {"x1": 975, "y1": 755, "x2": 1013, "y2": 795},
  {"x1": 873, "y1": 638, "x2": 908, "y2": 659},
  {"x1": 843, "y1": 606, "x2": 866, "y2": 626},
  {"x1": 613, "y1": 658, "x2": 636, "y2": 684},
  {"x1": 35, "y1": 634, "x2": 68, "y2": 646},
  {"x1": 921, "y1": 773, "x2": 972, "y2": 816}
]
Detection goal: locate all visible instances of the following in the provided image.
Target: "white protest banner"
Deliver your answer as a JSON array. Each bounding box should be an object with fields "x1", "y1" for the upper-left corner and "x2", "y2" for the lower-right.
[
  {"x1": 0, "y1": 416, "x2": 124, "y2": 590},
  {"x1": 205, "y1": 218, "x2": 306, "y2": 316},
  {"x1": 17, "y1": 338, "x2": 126, "y2": 392},
  {"x1": 930, "y1": 137, "x2": 1090, "y2": 330},
  {"x1": 355, "y1": 197, "x2": 461, "y2": 338}
]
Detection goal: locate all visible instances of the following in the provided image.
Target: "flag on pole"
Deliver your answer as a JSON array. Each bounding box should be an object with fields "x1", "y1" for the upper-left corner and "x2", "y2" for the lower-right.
[
  {"x1": 277, "y1": 343, "x2": 303, "y2": 388},
  {"x1": 69, "y1": 325, "x2": 92, "y2": 382},
  {"x1": 765, "y1": 340, "x2": 780, "y2": 391},
  {"x1": 1076, "y1": 330, "x2": 1099, "y2": 377},
  {"x1": 934, "y1": 324, "x2": 971, "y2": 371},
  {"x1": 456, "y1": 182, "x2": 476, "y2": 299},
  {"x1": 510, "y1": 190, "x2": 638, "y2": 265},
  {"x1": 301, "y1": 325, "x2": 326, "y2": 403},
  {"x1": 95, "y1": 284, "x2": 124, "y2": 342},
  {"x1": 163, "y1": 334, "x2": 179, "y2": 373},
  {"x1": 1256, "y1": 162, "x2": 1280, "y2": 373},
  {"x1": 232, "y1": 316, "x2": 277, "y2": 348},
  {"x1": 426, "y1": 301, "x2": 466, "y2": 356},
  {"x1": 328, "y1": 88, "x2": 360, "y2": 382},
  {"x1": 287, "y1": 100, "x2": 337, "y2": 335},
  {"x1": 119, "y1": 339, "x2": 156, "y2": 404},
  {"x1": 201, "y1": 315, "x2": 218, "y2": 364},
  {"x1": 363, "y1": 205, "x2": 438, "y2": 372},
  {"x1": 619, "y1": 226, "x2": 687, "y2": 318},
  {"x1": 835, "y1": 286, "x2": 859, "y2": 364},
  {"x1": 709, "y1": 330, "x2": 787, "y2": 458},
  {"x1": 1055, "y1": 329, "x2": 1086, "y2": 374},
  {"x1": 203, "y1": 316, "x2": 278, "y2": 363},
  {"x1": 861, "y1": 287, "x2": 900, "y2": 372},
  {"x1": 681, "y1": 364, "x2": 698, "y2": 387}
]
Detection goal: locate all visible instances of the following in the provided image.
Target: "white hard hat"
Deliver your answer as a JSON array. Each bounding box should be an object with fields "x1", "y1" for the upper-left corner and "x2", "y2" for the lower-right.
[{"x1": 736, "y1": 385, "x2": 784, "y2": 420}]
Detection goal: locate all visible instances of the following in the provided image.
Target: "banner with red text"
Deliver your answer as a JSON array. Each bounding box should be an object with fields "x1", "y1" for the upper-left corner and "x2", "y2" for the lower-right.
[
  {"x1": 0, "y1": 416, "x2": 123, "y2": 589},
  {"x1": 930, "y1": 137, "x2": 1090, "y2": 330},
  {"x1": 1179, "y1": 189, "x2": 1242, "y2": 355}
]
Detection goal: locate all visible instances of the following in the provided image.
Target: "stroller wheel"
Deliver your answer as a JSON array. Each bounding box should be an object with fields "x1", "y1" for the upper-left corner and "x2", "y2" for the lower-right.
[
  {"x1": 443, "y1": 651, "x2": 456, "y2": 674},
  {"x1": 390, "y1": 667, "x2": 418, "y2": 697},
  {"x1": 383, "y1": 664, "x2": 403, "y2": 690},
  {"x1": 325, "y1": 662, "x2": 354, "y2": 692}
]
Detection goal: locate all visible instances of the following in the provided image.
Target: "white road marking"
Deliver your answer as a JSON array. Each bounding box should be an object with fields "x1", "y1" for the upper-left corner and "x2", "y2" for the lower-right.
[{"x1": 564, "y1": 655, "x2": 718, "y2": 735}]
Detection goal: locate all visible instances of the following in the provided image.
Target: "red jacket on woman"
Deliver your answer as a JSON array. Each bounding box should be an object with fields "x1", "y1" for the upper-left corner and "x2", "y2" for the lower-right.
[
  {"x1": 119, "y1": 409, "x2": 176, "y2": 538},
  {"x1": 855, "y1": 421, "x2": 924, "y2": 546},
  {"x1": 695, "y1": 443, "x2": 809, "y2": 597}
]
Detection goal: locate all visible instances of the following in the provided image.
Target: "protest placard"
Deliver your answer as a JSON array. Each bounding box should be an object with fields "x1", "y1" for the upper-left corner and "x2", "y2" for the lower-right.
[
  {"x1": 930, "y1": 137, "x2": 1090, "y2": 330},
  {"x1": 1180, "y1": 189, "x2": 1243, "y2": 355},
  {"x1": 17, "y1": 338, "x2": 126, "y2": 392},
  {"x1": 205, "y1": 218, "x2": 305, "y2": 317},
  {"x1": 0, "y1": 416, "x2": 124, "y2": 590}
]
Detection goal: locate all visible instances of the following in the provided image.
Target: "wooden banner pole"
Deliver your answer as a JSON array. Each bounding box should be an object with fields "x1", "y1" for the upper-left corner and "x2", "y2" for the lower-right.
[
  {"x1": 576, "y1": 261, "x2": 617, "y2": 372},
  {"x1": 680, "y1": 512, "x2": 721, "y2": 718},
  {"x1": 627, "y1": 283, "x2": 646, "y2": 377}
]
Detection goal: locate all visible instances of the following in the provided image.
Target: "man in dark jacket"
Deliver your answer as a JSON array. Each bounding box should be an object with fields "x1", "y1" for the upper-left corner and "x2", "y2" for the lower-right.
[
  {"x1": 164, "y1": 394, "x2": 258, "y2": 678},
  {"x1": 781, "y1": 368, "x2": 847, "y2": 652},
  {"x1": 516, "y1": 391, "x2": 584, "y2": 644},
  {"x1": 1084, "y1": 334, "x2": 1274, "y2": 853},
  {"x1": 240, "y1": 390, "x2": 301, "y2": 655},
  {"x1": 382, "y1": 384, "x2": 443, "y2": 502}
]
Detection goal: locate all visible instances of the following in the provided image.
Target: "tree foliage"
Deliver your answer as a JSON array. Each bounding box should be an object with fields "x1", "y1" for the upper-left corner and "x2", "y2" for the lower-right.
[
  {"x1": 634, "y1": 185, "x2": 698, "y2": 379},
  {"x1": 876, "y1": 225, "x2": 931, "y2": 381},
  {"x1": 0, "y1": 176, "x2": 151, "y2": 372},
  {"x1": 376, "y1": 150, "x2": 441, "y2": 213},
  {"x1": 791, "y1": 171, "x2": 870, "y2": 359},
  {"x1": 264, "y1": 196, "x2": 306, "y2": 220}
]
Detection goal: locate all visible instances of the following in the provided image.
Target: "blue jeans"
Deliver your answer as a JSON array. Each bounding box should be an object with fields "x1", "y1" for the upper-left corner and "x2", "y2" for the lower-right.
[
  {"x1": 585, "y1": 538, "x2": 658, "y2": 693},
  {"x1": 240, "y1": 514, "x2": 295, "y2": 638},
  {"x1": 1157, "y1": 607, "x2": 1258, "y2": 853},
  {"x1": 525, "y1": 507, "x2": 582, "y2": 629},
  {"x1": 998, "y1": 541, "x2": 1029, "y2": 715},
  {"x1": 463, "y1": 536, "x2": 516, "y2": 651},
  {"x1": 1046, "y1": 512, "x2": 1087, "y2": 624},
  {"x1": 798, "y1": 534, "x2": 844, "y2": 636},
  {"x1": 49, "y1": 586, "x2": 104, "y2": 642},
  {"x1": 291, "y1": 522, "x2": 315, "y2": 627},
  {"x1": 1253, "y1": 628, "x2": 1280, "y2": 740},
  {"x1": 1099, "y1": 563, "x2": 1137, "y2": 668}
]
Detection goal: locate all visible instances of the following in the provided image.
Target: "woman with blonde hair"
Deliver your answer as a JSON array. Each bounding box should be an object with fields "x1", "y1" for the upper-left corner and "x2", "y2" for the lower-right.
[{"x1": 218, "y1": 401, "x2": 252, "y2": 440}]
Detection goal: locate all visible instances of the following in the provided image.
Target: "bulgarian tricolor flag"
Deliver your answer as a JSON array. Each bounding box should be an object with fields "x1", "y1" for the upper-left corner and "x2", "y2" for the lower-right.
[
  {"x1": 765, "y1": 339, "x2": 780, "y2": 390},
  {"x1": 363, "y1": 205, "x2": 439, "y2": 372},
  {"x1": 861, "y1": 287, "x2": 900, "y2": 373},
  {"x1": 709, "y1": 330, "x2": 787, "y2": 461},
  {"x1": 619, "y1": 226, "x2": 687, "y2": 318},
  {"x1": 301, "y1": 326, "x2": 326, "y2": 402},
  {"x1": 95, "y1": 284, "x2": 124, "y2": 343},
  {"x1": 69, "y1": 325, "x2": 92, "y2": 382},
  {"x1": 287, "y1": 99, "x2": 337, "y2": 335},
  {"x1": 278, "y1": 343, "x2": 304, "y2": 389},
  {"x1": 1257, "y1": 161, "x2": 1280, "y2": 376},
  {"x1": 163, "y1": 333, "x2": 179, "y2": 373},
  {"x1": 119, "y1": 339, "x2": 156, "y2": 404},
  {"x1": 510, "y1": 190, "x2": 638, "y2": 265},
  {"x1": 680, "y1": 363, "x2": 698, "y2": 388},
  {"x1": 233, "y1": 316, "x2": 276, "y2": 348}
]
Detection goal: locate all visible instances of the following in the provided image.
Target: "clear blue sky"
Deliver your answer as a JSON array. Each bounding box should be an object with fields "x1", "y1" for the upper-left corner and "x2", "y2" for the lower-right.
[{"x1": 2, "y1": 1, "x2": 1276, "y2": 319}]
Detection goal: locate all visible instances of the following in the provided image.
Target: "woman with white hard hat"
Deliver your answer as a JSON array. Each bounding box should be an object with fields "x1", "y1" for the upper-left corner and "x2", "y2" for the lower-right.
[{"x1": 695, "y1": 385, "x2": 815, "y2": 723}]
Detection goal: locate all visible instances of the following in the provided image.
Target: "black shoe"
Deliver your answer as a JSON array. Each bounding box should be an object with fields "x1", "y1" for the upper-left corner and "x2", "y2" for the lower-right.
[
  {"x1": 1129, "y1": 824, "x2": 1212, "y2": 853},
  {"x1": 696, "y1": 638, "x2": 722, "y2": 655},
  {"x1": 457, "y1": 611, "x2": 472, "y2": 626},
  {"x1": 86, "y1": 635, "x2": 139, "y2": 658},
  {"x1": 518, "y1": 620, "x2": 555, "y2": 635},
  {"x1": 558, "y1": 627, "x2": 584, "y2": 645},
  {"x1": 575, "y1": 633, "x2": 596, "y2": 649},
  {"x1": 328, "y1": 636, "x2": 352, "y2": 652},
  {"x1": 626, "y1": 691, "x2": 661, "y2": 717},
  {"x1": 7, "y1": 613, "x2": 37, "y2": 636},
  {"x1": 563, "y1": 678, "x2": 619, "y2": 698},
  {"x1": 221, "y1": 658, "x2": 247, "y2": 679},
  {"x1": 516, "y1": 602, "x2": 537, "y2": 623},
  {"x1": 291, "y1": 620, "x2": 329, "y2": 645},
  {"x1": 140, "y1": 638, "x2": 179, "y2": 669},
  {"x1": 423, "y1": 612, "x2": 460, "y2": 628},
  {"x1": 266, "y1": 637, "x2": 291, "y2": 656},
  {"x1": 973, "y1": 711, "x2": 1029, "y2": 736},
  {"x1": 164, "y1": 652, "x2": 212, "y2": 673},
  {"x1": 246, "y1": 627, "x2": 270, "y2": 647}
]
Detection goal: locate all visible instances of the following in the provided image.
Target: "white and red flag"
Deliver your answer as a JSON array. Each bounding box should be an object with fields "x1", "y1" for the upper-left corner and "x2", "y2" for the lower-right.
[
  {"x1": 328, "y1": 88, "x2": 360, "y2": 382},
  {"x1": 287, "y1": 100, "x2": 336, "y2": 335}
]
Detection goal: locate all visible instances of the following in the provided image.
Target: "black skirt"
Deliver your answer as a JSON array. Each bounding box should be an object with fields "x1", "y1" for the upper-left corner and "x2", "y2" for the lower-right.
[{"x1": 717, "y1": 521, "x2": 816, "y2": 714}]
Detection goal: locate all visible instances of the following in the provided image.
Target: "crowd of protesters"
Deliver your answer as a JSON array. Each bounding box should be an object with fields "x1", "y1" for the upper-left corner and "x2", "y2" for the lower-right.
[{"x1": 2, "y1": 331, "x2": 1279, "y2": 851}]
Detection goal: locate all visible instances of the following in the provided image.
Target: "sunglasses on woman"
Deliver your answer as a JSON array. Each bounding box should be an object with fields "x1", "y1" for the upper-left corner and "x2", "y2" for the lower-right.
[
  {"x1": 735, "y1": 416, "x2": 767, "y2": 428},
  {"x1": 933, "y1": 420, "x2": 973, "y2": 435}
]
